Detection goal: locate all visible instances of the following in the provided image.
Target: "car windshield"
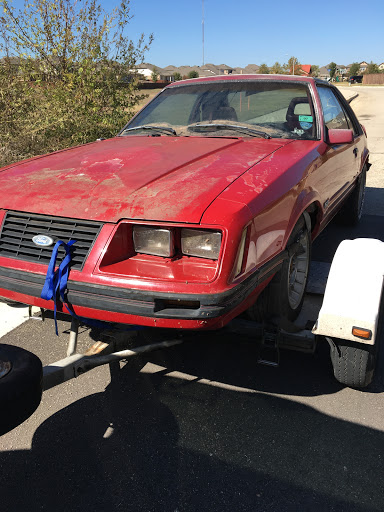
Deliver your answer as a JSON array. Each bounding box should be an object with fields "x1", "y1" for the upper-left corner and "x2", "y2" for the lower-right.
[{"x1": 121, "y1": 80, "x2": 318, "y2": 140}]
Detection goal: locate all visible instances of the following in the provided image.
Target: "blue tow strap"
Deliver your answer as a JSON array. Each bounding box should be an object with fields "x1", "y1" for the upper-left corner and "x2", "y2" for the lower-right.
[{"x1": 41, "y1": 240, "x2": 146, "y2": 336}]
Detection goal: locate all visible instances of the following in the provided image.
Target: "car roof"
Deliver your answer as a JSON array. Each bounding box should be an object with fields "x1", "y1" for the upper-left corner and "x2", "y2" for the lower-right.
[{"x1": 167, "y1": 74, "x2": 318, "y2": 88}]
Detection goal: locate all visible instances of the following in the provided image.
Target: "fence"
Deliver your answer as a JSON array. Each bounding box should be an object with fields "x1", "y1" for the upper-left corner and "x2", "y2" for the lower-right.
[{"x1": 363, "y1": 74, "x2": 384, "y2": 85}]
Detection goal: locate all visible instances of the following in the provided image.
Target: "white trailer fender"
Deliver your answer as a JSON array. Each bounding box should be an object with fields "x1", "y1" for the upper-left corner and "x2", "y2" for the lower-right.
[{"x1": 313, "y1": 238, "x2": 384, "y2": 345}]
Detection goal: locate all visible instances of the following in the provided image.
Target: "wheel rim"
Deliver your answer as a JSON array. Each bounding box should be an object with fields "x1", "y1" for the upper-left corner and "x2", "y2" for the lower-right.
[
  {"x1": 287, "y1": 231, "x2": 310, "y2": 310},
  {"x1": 0, "y1": 359, "x2": 12, "y2": 379}
]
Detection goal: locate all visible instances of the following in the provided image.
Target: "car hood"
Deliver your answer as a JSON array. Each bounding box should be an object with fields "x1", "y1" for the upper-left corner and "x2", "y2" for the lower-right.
[{"x1": 0, "y1": 136, "x2": 289, "y2": 223}]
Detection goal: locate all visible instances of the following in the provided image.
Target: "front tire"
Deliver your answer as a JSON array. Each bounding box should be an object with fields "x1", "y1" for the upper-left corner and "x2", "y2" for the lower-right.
[{"x1": 247, "y1": 217, "x2": 311, "y2": 322}]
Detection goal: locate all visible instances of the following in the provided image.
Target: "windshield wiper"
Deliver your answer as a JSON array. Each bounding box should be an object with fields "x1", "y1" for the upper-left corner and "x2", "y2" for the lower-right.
[
  {"x1": 121, "y1": 125, "x2": 177, "y2": 136},
  {"x1": 188, "y1": 123, "x2": 271, "y2": 139}
]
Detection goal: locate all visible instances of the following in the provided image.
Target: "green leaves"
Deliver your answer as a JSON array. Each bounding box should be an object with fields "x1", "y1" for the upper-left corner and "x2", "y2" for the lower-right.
[
  {"x1": 329, "y1": 62, "x2": 337, "y2": 79},
  {"x1": 0, "y1": 0, "x2": 152, "y2": 166}
]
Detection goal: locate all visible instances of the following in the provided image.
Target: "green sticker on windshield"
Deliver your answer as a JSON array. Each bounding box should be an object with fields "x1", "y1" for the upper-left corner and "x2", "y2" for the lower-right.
[{"x1": 299, "y1": 115, "x2": 313, "y2": 122}]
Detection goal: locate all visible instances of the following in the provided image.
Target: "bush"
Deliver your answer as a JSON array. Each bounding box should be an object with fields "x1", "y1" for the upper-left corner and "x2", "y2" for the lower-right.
[{"x1": 0, "y1": 0, "x2": 152, "y2": 167}]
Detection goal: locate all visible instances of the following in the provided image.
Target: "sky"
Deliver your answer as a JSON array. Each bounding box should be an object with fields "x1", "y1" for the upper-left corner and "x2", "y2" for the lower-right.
[
  {"x1": 126, "y1": 0, "x2": 384, "y2": 68},
  {"x1": 4, "y1": 0, "x2": 384, "y2": 68}
]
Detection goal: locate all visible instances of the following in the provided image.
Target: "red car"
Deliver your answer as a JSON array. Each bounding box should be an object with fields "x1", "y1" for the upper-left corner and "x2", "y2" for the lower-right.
[{"x1": 0, "y1": 75, "x2": 368, "y2": 330}]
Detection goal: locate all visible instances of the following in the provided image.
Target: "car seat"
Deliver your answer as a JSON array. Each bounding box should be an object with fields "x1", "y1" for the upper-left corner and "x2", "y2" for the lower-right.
[{"x1": 286, "y1": 97, "x2": 311, "y2": 131}]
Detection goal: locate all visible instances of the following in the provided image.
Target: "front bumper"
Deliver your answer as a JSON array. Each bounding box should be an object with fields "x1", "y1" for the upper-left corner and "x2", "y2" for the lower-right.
[{"x1": 0, "y1": 254, "x2": 284, "y2": 329}]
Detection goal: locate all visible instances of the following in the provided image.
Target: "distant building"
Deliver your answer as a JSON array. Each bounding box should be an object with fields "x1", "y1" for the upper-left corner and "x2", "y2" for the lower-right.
[
  {"x1": 217, "y1": 64, "x2": 234, "y2": 75},
  {"x1": 242, "y1": 64, "x2": 260, "y2": 74},
  {"x1": 134, "y1": 61, "x2": 367, "y2": 83},
  {"x1": 359, "y1": 61, "x2": 368, "y2": 73},
  {"x1": 336, "y1": 65, "x2": 347, "y2": 76},
  {"x1": 137, "y1": 62, "x2": 256, "y2": 81},
  {"x1": 318, "y1": 66, "x2": 331, "y2": 80},
  {"x1": 299, "y1": 65, "x2": 312, "y2": 76}
]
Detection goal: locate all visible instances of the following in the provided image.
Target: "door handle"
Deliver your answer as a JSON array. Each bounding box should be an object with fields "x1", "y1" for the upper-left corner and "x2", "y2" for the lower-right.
[{"x1": 353, "y1": 148, "x2": 359, "y2": 157}]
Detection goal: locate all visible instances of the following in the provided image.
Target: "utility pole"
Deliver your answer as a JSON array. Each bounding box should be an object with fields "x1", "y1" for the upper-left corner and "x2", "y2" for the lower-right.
[{"x1": 202, "y1": 0, "x2": 205, "y2": 66}]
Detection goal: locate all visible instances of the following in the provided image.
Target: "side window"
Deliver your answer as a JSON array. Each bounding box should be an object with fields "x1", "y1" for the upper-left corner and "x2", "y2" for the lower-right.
[
  {"x1": 342, "y1": 107, "x2": 357, "y2": 135},
  {"x1": 317, "y1": 87, "x2": 350, "y2": 130}
]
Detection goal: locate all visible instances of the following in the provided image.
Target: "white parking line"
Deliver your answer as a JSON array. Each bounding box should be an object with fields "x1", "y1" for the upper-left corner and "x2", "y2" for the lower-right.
[{"x1": 0, "y1": 302, "x2": 30, "y2": 339}]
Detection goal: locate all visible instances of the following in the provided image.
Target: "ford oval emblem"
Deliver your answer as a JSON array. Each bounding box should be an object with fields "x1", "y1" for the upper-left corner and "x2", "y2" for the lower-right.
[{"x1": 32, "y1": 234, "x2": 54, "y2": 247}]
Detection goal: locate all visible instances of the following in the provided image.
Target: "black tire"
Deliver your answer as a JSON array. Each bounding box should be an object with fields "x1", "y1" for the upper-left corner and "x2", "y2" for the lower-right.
[
  {"x1": 247, "y1": 217, "x2": 311, "y2": 322},
  {"x1": 0, "y1": 344, "x2": 43, "y2": 435},
  {"x1": 328, "y1": 338, "x2": 377, "y2": 388},
  {"x1": 337, "y1": 166, "x2": 366, "y2": 226}
]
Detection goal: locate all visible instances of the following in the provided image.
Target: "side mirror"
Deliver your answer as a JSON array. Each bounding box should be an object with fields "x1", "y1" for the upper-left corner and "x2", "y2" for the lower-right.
[{"x1": 327, "y1": 129, "x2": 354, "y2": 144}]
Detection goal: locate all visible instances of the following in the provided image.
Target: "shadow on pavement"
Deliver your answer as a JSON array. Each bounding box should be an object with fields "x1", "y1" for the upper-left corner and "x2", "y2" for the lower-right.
[
  {"x1": 1, "y1": 358, "x2": 383, "y2": 512},
  {"x1": 364, "y1": 187, "x2": 384, "y2": 216},
  {"x1": 312, "y1": 213, "x2": 384, "y2": 263},
  {"x1": 2, "y1": 207, "x2": 384, "y2": 510}
]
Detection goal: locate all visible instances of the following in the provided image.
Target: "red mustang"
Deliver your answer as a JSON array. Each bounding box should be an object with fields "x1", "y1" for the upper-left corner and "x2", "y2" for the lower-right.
[{"x1": 0, "y1": 75, "x2": 368, "y2": 329}]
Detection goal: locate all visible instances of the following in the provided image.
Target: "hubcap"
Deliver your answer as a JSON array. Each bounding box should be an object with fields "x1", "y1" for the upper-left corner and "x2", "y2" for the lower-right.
[{"x1": 287, "y1": 232, "x2": 309, "y2": 310}]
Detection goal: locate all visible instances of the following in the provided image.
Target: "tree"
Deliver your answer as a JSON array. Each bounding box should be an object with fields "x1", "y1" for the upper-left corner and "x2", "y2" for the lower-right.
[
  {"x1": 287, "y1": 56, "x2": 301, "y2": 75},
  {"x1": 366, "y1": 61, "x2": 380, "y2": 74},
  {"x1": 270, "y1": 62, "x2": 283, "y2": 74},
  {"x1": 310, "y1": 65, "x2": 320, "y2": 77},
  {"x1": 188, "y1": 70, "x2": 199, "y2": 79},
  {"x1": 329, "y1": 62, "x2": 337, "y2": 79},
  {"x1": 151, "y1": 67, "x2": 158, "y2": 82},
  {"x1": 173, "y1": 72, "x2": 182, "y2": 81},
  {"x1": 258, "y1": 63, "x2": 269, "y2": 74},
  {"x1": 282, "y1": 62, "x2": 290, "y2": 74},
  {"x1": 0, "y1": 0, "x2": 153, "y2": 166},
  {"x1": 348, "y1": 62, "x2": 360, "y2": 76}
]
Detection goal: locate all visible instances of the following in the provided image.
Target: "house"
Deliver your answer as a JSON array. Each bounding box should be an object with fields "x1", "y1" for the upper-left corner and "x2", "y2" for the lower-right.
[
  {"x1": 200, "y1": 63, "x2": 235, "y2": 76},
  {"x1": 200, "y1": 63, "x2": 220, "y2": 76},
  {"x1": 379, "y1": 63, "x2": 384, "y2": 71},
  {"x1": 176, "y1": 65, "x2": 201, "y2": 78},
  {"x1": 160, "y1": 65, "x2": 181, "y2": 82},
  {"x1": 299, "y1": 64, "x2": 312, "y2": 76},
  {"x1": 217, "y1": 64, "x2": 235, "y2": 75},
  {"x1": 162, "y1": 65, "x2": 177, "y2": 72},
  {"x1": 134, "y1": 63, "x2": 163, "y2": 80},
  {"x1": 318, "y1": 66, "x2": 331, "y2": 80},
  {"x1": 134, "y1": 63, "x2": 179, "y2": 82},
  {"x1": 230, "y1": 64, "x2": 260, "y2": 75},
  {"x1": 336, "y1": 65, "x2": 348, "y2": 76},
  {"x1": 242, "y1": 64, "x2": 260, "y2": 74},
  {"x1": 359, "y1": 61, "x2": 368, "y2": 73}
]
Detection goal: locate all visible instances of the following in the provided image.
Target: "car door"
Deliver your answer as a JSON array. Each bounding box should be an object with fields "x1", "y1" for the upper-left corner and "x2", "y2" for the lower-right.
[{"x1": 315, "y1": 85, "x2": 359, "y2": 221}]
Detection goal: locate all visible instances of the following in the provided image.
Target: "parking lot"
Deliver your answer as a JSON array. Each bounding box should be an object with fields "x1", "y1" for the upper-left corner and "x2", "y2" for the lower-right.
[{"x1": 1, "y1": 86, "x2": 384, "y2": 511}]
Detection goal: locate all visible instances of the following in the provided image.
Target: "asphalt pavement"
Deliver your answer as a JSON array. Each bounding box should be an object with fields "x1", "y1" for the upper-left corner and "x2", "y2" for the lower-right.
[{"x1": 1, "y1": 86, "x2": 384, "y2": 512}]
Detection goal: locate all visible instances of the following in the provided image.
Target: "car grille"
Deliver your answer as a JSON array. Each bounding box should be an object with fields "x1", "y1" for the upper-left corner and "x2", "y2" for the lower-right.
[{"x1": 0, "y1": 211, "x2": 103, "y2": 270}]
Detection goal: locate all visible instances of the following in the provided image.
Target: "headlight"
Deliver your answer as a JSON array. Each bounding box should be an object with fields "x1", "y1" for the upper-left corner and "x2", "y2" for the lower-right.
[
  {"x1": 133, "y1": 226, "x2": 174, "y2": 257},
  {"x1": 181, "y1": 229, "x2": 221, "y2": 260}
]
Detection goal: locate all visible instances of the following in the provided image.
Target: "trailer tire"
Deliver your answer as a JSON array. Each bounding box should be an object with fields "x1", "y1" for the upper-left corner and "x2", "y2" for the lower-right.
[
  {"x1": 329, "y1": 338, "x2": 377, "y2": 388},
  {"x1": 0, "y1": 344, "x2": 42, "y2": 435}
]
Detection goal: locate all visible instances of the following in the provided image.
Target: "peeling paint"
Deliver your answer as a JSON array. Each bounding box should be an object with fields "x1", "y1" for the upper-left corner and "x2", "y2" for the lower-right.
[{"x1": 0, "y1": 136, "x2": 285, "y2": 223}]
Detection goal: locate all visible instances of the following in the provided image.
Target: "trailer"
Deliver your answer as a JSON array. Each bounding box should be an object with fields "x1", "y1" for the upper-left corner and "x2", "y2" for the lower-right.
[{"x1": 1, "y1": 238, "x2": 383, "y2": 436}]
